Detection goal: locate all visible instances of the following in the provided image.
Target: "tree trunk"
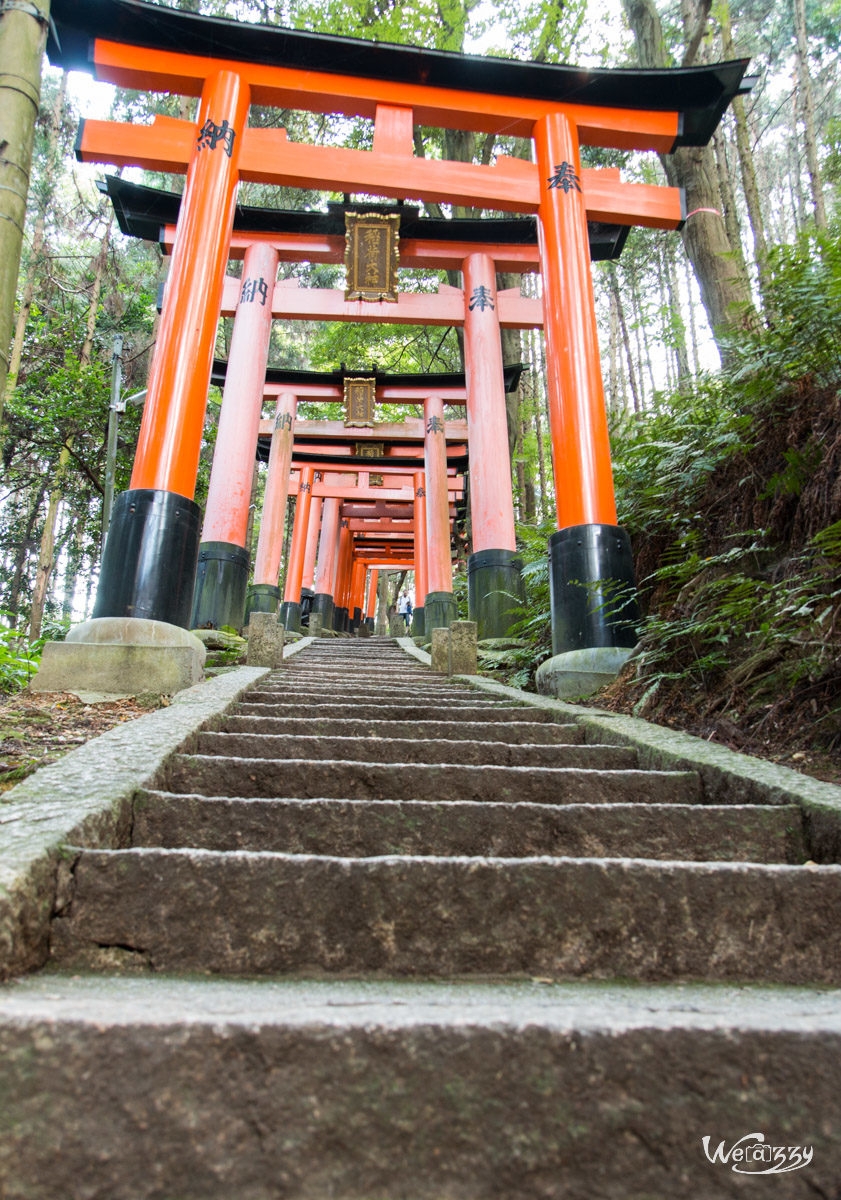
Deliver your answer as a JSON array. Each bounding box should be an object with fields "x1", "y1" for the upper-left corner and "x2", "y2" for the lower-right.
[
  {"x1": 6, "y1": 481, "x2": 46, "y2": 617},
  {"x1": 622, "y1": 0, "x2": 759, "y2": 358},
  {"x1": 664, "y1": 240, "x2": 691, "y2": 383},
  {"x1": 5, "y1": 72, "x2": 67, "y2": 407},
  {"x1": 29, "y1": 444, "x2": 69, "y2": 641},
  {"x1": 792, "y1": 0, "x2": 827, "y2": 228},
  {"x1": 718, "y1": 1, "x2": 773, "y2": 314},
  {"x1": 28, "y1": 216, "x2": 111, "y2": 639},
  {"x1": 712, "y1": 128, "x2": 748, "y2": 279},
  {"x1": 608, "y1": 265, "x2": 642, "y2": 414},
  {"x1": 0, "y1": 0, "x2": 49, "y2": 427}
]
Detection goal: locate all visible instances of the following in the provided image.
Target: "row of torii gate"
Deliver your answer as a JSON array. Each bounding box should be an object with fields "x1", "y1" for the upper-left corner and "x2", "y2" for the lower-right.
[{"x1": 49, "y1": 0, "x2": 751, "y2": 659}]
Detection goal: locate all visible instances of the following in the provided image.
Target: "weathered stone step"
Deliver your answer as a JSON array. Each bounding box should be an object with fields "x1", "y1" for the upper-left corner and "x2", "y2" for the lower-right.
[
  {"x1": 222, "y1": 715, "x2": 584, "y2": 744},
  {"x1": 133, "y1": 793, "x2": 805, "y2": 862},
  {"x1": 5, "y1": 974, "x2": 840, "y2": 1200},
  {"x1": 244, "y1": 686, "x2": 489, "y2": 703},
  {"x1": 234, "y1": 702, "x2": 547, "y2": 722},
  {"x1": 195, "y1": 731, "x2": 636, "y2": 770},
  {"x1": 161, "y1": 755, "x2": 700, "y2": 805},
  {"x1": 235, "y1": 700, "x2": 544, "y2": 715},
  {"x1": 52, "y1": 849, "x2": 841, "y2": 982}
]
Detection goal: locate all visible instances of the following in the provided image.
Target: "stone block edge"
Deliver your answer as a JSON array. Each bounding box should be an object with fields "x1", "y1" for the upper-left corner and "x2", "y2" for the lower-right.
[
  {"x1": 0, "y1": 665, "x2": 271, "y2": 980},
  {"x1": 393, "y1": 640, "x2": 841, "y2": 854}
]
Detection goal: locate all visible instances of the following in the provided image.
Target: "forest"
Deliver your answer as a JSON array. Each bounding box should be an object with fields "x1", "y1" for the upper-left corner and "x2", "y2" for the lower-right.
[{"x1": 0, "y1": 0, "x2": 839, "y2": 776}]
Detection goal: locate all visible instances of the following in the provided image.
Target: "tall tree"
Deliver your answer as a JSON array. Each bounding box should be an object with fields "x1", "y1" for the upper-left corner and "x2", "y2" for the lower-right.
[
  {"x1": 0, "y1": 0, "x2": 50, "y2": 431},
  {"x1": 622, "y1": 0, "x2": 760, "y2": 358}
]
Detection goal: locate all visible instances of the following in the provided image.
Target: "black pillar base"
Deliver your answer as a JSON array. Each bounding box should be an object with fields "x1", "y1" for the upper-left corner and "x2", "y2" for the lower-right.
[
  {"x1": 245, "y1": 584, "x2": 280, "y2": 621},
  {"x1": 467, "y1": 549, "x2": 525, "y2": 640},
  {"x1": 300, "y1": 587, "x2": 314, "y2": 627},
  {"x1": 411, "y1": 606, "x2": 425, "y2": 637},
  {"x1": 335, "y1": 607, "x2": 349, "y2": 632},
  {"x1": 424, "y1": 591, "x2": 457, "y2": 632},
  {"x1": 279, "y1": 600, "x2": 301, "y2": 632},
  {"x1": 364, "y1": 617, "x2": 375, "y2": 631},
  {"x1": 351, "y1": 606, "x2": 362, "y2": 633},
  {"x1": 190, "y1": 541, "x2": 250, "y2": 631},
  {"x1": 549, "y1": 524, "x2": 640, "y2": 655},
  {"x1": 93, "y1": 488, "x2": 201, "y2": 628},
  {"x1": 311, "y1": 593, "x2": 334, "y2": 630}
]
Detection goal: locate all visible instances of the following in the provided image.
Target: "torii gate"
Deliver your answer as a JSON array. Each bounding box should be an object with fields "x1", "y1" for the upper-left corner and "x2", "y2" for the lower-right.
[
  {"x1": 49, "y1": 0, "x2": 751, "y2": 664},
  {"x1": 105, "y1": 175, "x2": 635, "y2": 640},
  {"x1": 197, "y1": 360, "x2": 471, "y2": 633}
]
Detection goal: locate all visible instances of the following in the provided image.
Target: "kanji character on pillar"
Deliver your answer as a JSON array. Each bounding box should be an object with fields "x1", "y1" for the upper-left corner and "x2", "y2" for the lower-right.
[
  {"x1": 197, "y1": 118, "x2": 236, "y2": 157},
  {"x1": 468, "y1": 285, "x2": 495, "y2": 311},
  {"x1": 546, "y1": 161, "x2": 581, "y2": 193}
]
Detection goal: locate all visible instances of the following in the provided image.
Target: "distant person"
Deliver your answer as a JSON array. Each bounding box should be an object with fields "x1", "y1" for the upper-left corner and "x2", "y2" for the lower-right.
[{"x1": 397, "y1": 589, "x2": 413, "y2": 629}]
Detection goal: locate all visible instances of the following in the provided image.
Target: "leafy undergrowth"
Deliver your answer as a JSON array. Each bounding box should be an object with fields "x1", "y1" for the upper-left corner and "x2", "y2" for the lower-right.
[
  {"x1": 498, "y1": 228, "x2": 841, "y2": 784},
  {"x1": 0, "y1": 692, "x2": 168, "y2": 792}
]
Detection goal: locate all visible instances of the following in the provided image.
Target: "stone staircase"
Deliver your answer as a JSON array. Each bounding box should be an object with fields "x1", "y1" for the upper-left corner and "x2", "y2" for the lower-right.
[{"x1": 2, "y1": 637, "x2": 840, "y2": 1197}]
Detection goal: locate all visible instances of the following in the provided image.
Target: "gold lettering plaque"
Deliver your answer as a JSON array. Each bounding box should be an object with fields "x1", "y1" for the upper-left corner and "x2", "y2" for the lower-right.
[
  {"x1": 345, "y1": 212, "x2": 400, "y2": 302},
  {"x1": 356, "y1": 442, "x2": 384, "y2": 458},
  {"x1": 344, "y1": 377, "x2": 376, "y2": 427},
  {"x1": 369, "y1": 473, "x2": 384, "y2": 486}
]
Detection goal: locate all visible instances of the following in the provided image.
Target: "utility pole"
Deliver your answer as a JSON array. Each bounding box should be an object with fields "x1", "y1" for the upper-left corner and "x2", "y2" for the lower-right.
[{"x1": 0, "y1": 0, "x2": 50, "y2": 427}]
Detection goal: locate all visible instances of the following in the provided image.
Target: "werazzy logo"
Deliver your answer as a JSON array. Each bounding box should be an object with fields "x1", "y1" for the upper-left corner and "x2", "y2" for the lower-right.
[{"x1": 702, "y1": 1132, "x2": 813, "y2": 1175}]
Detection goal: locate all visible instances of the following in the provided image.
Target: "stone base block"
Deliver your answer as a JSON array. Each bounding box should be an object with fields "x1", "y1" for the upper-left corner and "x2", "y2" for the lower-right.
[
  {"x1": 536, "y1": 646, "x2": 634, "y2": 700},
  {"x1": 31, "y1": 617, "x2": 206, "y2": 696},
  {"x1": 31, "y1": 642, "x2": 202, "y2": 696},
  {"x1": 246, "y1": 613, "x2": 285, "y2": 668}
]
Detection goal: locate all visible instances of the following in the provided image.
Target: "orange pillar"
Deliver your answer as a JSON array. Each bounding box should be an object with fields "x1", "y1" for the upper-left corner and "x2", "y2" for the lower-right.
[
  {"x1": 312, "y1": 496, "x2": 341, "y2": 629},
  {"x1": 248, "y1": 391, "x2": 297, "y2": 616},
  {"x1": 412, "y1": 470, "x2": 428, "y2": 636},
  {"x1": 349, "y1": 559, "x2": 366, "y2": 632},
  {"x1": 95, "y1": 68, "x2": 250, "y2": 628},
  {"x1": 300, "y1": 494, "x2": 322, "y2": 626},
  {"x1": 334, "y1": 519, "x2": 353, "y2": 631},
  {"x1": 462, "y1": 251, "x2": 523, "y2": 638},
  {"x1": 365, "y1": 567, "x2": 379, "y2": 630},
  {"x1": 192, "y1": 240, "x2": 279, "y2": 630},
  {"x1": 533, "y1": 108, "x2": 638, "y2": 655},
  {"x1": 423, "y1": 395, "x2": 456, "y2": 631},
  {"x1": 279, "y1": 466, "x2": 314, "y2": 632}
]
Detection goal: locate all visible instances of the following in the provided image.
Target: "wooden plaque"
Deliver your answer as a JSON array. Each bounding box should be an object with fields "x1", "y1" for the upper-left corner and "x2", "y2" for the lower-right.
[
  {"x1": 356, "y1": 441, "x2": 384, "y2": 458},
  {"x1": 345, "y1": 212, "x2": 400, "y2": 302},
  {"x1": 344, "y1": 377, "x2": 376, "y2": 427}
]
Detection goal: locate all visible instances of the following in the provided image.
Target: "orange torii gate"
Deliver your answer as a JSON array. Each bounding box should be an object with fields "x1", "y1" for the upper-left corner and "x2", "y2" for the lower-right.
[
  {"x1": 50, "y1": 0, "x2": 751, "y2": 665},
  {"x1": 199, "y1": 360, "x2": 471, "y2": 634}
]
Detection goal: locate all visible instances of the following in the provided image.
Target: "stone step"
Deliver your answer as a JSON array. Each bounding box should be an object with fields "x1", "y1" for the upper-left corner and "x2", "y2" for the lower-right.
[
  {"x1": 133, "y1": 793, "x2": 805, "y2": 862},
  {"x1": 52, "y1": 849, "x2": 841, "y2": 982},
  {"x1": 4, "y1": 974, "x2": 839, "y2": 1200},
  {"x1": 234, "y1": 702, "x2": 550, "y2": 722},
  {"x1": 195, "y1": 731, "x2": 637, "y2": 770},
  {"x1": 244, "y1": 686, "x2": 489, "y2": 703},
  {"x1": 221, "y1": 715, "x2": 584, "y2": 744},
  {"x1": 161, "y1": 755, "x2": 700, "y2": 805}
]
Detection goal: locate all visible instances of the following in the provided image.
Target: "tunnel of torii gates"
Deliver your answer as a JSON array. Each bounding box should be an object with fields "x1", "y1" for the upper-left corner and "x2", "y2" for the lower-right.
[
  {"x1": 49, "y1": 0, "x2": 753, "y2": 659},
  {"x1": 204, "y1": 359, "x2": 490, "y2": 638}
]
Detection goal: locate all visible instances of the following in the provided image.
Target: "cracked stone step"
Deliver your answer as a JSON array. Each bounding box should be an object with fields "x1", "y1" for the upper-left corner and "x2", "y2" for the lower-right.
[
  {"x1": 51, "y1": 849, "x2": 841, "y2": 982},
  {"x1": 2, "y1": 974, "x2": 840, "y2": 1200},
  {"x1": 160, "y1": 755, "x2": 701, "y2": 805},
  {"x1": 194, "y1": 732, "x2": 638, "y2": 770},
  {"x1": 234, "y1": 702, "x2": 557, "y2": 722},
  {"x1": 132, "y1": 793, "x2": 806, "y2": 862},
  {"x1": 221, "y1": 716, "x2": 585, "y2": 744}
]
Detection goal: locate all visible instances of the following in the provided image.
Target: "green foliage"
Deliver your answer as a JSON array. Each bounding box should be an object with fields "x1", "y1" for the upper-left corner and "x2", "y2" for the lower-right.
[{"x1": 0, "y1": 612, "x2": 69, "y2": 695}]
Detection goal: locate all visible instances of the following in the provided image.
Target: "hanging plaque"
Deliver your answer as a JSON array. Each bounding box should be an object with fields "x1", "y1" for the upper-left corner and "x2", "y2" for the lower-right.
[
  {"x1": 345, "y1": 212, "x2": 400, "y2": 302},
  {"x1": 356, "y1": 442, "x2": 384, "y2": 458},
  {"x1": 369, "y1": 473, "x2": 384, "y2": 486},
  {"x1": 344, "y1": 377, "x2": 376, "y2": 427}
]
